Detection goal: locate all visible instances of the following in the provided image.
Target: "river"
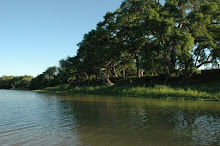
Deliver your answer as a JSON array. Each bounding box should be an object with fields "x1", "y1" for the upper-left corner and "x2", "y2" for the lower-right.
[{"x1": 0, "y1": 89, "x2": 219, "y2": 145}]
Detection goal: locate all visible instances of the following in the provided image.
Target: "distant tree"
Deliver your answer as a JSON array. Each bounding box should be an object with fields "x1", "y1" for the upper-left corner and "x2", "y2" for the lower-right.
[
  {"x1": 57, "y1": 56, "x2": 84, "y2": 85},
  {"x1": 29, "y1": 66, "x2": 58, "y2": 90},
  {"x1": 0, "y1": 75, "x2": 33, "y2": 89}
]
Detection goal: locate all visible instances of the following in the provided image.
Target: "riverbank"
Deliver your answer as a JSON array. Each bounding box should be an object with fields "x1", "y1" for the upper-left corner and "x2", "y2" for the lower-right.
[{"x1": 36, "y1": 80, "x2": 220, "y2": 101}]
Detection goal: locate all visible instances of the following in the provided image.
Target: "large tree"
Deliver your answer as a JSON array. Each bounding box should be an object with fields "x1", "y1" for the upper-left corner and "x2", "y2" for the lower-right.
[{"x1": 188, "y1": 0, "x2": 220, "y2": 73}]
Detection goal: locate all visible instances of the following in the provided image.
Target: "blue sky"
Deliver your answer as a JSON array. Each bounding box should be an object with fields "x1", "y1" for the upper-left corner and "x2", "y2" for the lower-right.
[{"x1": 0, "y1": 0, "x2": 165, "y2": 77}]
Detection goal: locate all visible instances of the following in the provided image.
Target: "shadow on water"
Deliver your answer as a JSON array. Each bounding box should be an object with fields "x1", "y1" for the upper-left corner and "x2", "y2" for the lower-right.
[
  {"x1": 56, "y1": 94, "x2": 220, "y2": 145},
  {"x1": 0, "y1": 89, "x2": 219, "y2": 145}
]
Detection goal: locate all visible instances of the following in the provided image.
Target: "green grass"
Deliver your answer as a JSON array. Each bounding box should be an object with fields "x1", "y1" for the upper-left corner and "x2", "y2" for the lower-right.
[{"x1": 35, "y1": 81, "x2": 220, "y2": 101}]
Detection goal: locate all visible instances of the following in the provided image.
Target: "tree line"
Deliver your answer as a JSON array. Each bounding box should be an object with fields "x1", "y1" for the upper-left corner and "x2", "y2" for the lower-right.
[
  {"x1": 31, "y1": 0, "x2": 219, "y2": 89},
  {"x1": 1, "y1": 0, "x2": 219, "y2": 90},
  {"x1": 0, "y1": 75, "x2": 33, "y2": 89}
]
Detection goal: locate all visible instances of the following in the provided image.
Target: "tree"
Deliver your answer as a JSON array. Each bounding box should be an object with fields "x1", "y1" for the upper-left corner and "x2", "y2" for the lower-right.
[
  {"x1": 29, "y1": 0, "x2": 220, "y2": 88},
  {"x1": 0, "y1": 75, "x2": 33, "y2": 89},
  {"x1": 188, "y1": 0, "x2": 220, "y2": 75},
  {"x1": 116, "y1": 0, "x2": 160, "y2": 77},
  {"x1": 57, "y1": 56, "x2": 84, "y2": 86}
]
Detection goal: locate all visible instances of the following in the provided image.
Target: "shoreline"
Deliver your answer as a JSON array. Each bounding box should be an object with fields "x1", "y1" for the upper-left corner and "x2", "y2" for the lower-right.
[{"x1": 35, "y1": 83, "x2": 220, "y2": 101}]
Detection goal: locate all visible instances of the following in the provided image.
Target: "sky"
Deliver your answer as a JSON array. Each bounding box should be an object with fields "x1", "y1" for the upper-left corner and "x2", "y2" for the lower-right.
[{"x1": 0, "y1": 0, "x2": 165, "y2": 77}]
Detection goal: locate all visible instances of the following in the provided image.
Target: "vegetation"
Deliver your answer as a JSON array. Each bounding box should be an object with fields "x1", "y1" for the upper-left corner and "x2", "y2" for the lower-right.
[
  {"x1": 1, "y1": 0, "x2": 219, "y2": 101},
  {"x1": 0, "y1": 75, "x2": 33, "y2": 89},
  {"x1": 30, "y1": 0, "x2": 219, "y2": 88},
  {"x1": 36, "y1": 79, "x2": 220, "y2": 101},
  {"x1": 29, "y1": 66, "x2": 59, "y2": 90}
]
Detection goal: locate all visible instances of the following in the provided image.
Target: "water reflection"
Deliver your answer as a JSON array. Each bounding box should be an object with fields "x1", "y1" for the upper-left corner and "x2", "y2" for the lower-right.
[
  {"x1": 192, "y1": 115, "x2": 220, "y2": 145},
  {"x1": 130, "y1": 105, "x2": 149, "y2": 131},
  {"x1": 174, "y1": 111, "x2": 188, "y2": 131},
  {"x1": 0, "y1": 90, "x2": 220, "y2": 145}
]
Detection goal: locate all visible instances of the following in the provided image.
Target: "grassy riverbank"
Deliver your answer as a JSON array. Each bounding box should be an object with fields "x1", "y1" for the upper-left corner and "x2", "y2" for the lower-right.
[{"x1": 36, "y1": 80, "x2": 220, "y2": 101}]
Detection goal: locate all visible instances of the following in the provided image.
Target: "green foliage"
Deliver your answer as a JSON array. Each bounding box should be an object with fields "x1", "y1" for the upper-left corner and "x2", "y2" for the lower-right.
[
  {"x1": 30, "y1": 0, "x2": 220, "y2": 89},
  {"x1": 69, "y1": 0, "x2": 219, "y2": 83},
  {"x1": 1, "y1": 0, "x2": 219, "y2": 93},
  {"x1": 29, "y1": 66, "x2": 59, "y2": 90},
  {"x1": 37, "y1": 81, "x2": 220, "y2": 101},
  {"x1": 0, "y1": 75, "x2": 33, "y2": 89}
]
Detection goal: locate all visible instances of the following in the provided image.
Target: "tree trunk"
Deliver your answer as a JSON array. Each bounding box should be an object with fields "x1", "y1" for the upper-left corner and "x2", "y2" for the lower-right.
[
  {"x1": 164, "y1": 54, "x2": 171, "y2": 84},
  {"x1": 164, "y1": 65, "x2": 169, "y2": 84},
  {"x1": 170, "y1": 47, "x2": 176, "y2": 73},
  {"x1": 139, "y1": 70, "x2": 144, "y2": 77},
  {"x1": 135, "y1": 54, "x2": 140, "y2": 78},
  {"x1": 123, "y1": 69, "x2": 126, "y2": 79},
  {"x1": 181, "y1": 60, "x2": 193, "y2": 83},
  {"x1": 98, "y1": 68, "x2": 114, "y2": 86},
  {"x1": 110, "y1": 66, "x2": 118, "y2": 77}
]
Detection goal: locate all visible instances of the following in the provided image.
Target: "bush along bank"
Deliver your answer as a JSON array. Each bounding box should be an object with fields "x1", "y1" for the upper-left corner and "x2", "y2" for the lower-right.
[{"x1": 36, "y1": 79, "x2": 220, "y2": 101}]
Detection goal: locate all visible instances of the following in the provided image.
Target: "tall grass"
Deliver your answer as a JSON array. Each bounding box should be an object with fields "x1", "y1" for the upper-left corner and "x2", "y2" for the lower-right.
[
  {"x1": 121, "y1": 85, "x2": 211, "y2": 100},
  {"x1": 37, "y1": 84, "x2": 220, "y2": 101}
]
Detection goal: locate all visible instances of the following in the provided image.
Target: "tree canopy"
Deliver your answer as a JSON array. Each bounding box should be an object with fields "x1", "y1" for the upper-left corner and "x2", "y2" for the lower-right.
[
  {"x1": 0, "y1": 75, "x2": 33, "y2": 89},
  {"x1": 39, "y1": 0, "x2": 219, "y2": 87},
  {"x1": 2, "y1": 0, "x2": 218, "y2": 90}
]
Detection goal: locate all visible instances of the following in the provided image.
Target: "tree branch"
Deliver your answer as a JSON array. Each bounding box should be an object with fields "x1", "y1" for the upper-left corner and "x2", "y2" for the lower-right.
[
  {"x1": 194, "y1": 50, "x2": 201, "y2": 67},
  {"x1": 196, "y1": 53, "x2": 215, "y2": 69}
]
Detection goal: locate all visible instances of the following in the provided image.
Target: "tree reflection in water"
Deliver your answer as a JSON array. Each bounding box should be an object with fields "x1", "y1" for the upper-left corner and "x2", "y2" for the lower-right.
[{"x1": 192, "y1": 115, "x2": 220, "y2": 145}]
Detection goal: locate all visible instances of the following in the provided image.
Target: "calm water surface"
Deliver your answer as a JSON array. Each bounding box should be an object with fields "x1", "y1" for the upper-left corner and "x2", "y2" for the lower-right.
[{"x1": 0, "y1": 89, "x2": 220, "y2": 145}]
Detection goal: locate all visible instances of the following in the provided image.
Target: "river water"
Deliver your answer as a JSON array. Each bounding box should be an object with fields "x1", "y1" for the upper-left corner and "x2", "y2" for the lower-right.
[{"x1": 0, "y1": 89, "x2": 219, "y2": 145}]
